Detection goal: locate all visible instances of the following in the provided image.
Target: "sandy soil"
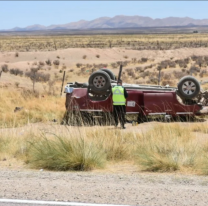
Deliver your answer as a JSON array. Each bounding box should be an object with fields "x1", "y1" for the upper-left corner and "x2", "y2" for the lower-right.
[
  {"x1": 1, "y1": 47, "x2": 208, "y2": 205},
  {"x1": 1, "y1": 47, "x2": 208, "y2": 68},
  {"x1": 1, "y1": 47, "x2": 208, "y2": 90}
]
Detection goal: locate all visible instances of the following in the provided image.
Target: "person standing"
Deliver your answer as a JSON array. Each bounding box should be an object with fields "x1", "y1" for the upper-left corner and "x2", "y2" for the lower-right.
[{"x1": 112, "y1": 80, "x2": 128, "y2": 129}]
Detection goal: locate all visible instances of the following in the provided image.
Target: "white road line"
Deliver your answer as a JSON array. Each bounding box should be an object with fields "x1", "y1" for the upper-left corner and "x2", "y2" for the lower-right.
[{"x1": 0, "y1": 199, "x2": 132, "y2": 206}]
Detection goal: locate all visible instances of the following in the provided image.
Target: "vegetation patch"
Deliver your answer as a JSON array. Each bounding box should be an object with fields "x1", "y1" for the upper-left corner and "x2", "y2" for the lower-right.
[
  {"x1": 27, "y1": 135, "x2": 106, "y2": 171},
  {"x1": 1, "y1": 123, "x2": 208, "y2": 173},
  {"x1": 134, "y1": 124, "x2": 200, "y2": 172},
  {"x1": 0, "y1": 88, "x2": 65, "y2": 127},
  {"x1": 1, "y1": 34, "x2": 208, "y2": 52}
]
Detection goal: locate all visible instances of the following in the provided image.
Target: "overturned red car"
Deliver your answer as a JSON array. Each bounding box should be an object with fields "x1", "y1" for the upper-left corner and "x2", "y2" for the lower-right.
[{"x1": 64, "y1": 67, "x2": 208, "y2": 124}]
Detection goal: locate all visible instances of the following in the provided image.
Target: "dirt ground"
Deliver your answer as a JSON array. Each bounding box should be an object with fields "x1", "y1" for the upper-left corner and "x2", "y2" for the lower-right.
[
  {"x1": 1, "y1": 47, "x2": 208, "y2": 91},
  {"x1": 0, "y1": 160, "x2": 208, "y2": 206},
  {"x1": 1, "y1": 46, "x2": 208, "y2": 205},
  {"x1": 0, "y1": 122, "x2": 208, "y2": 206},
  {"x1": 1, "y1": 47, "x2": 208, "y2": 69}
]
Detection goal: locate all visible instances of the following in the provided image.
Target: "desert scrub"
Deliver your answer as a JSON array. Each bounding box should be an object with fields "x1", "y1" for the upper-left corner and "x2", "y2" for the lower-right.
[
  {"x1": 1, "y1": 123, "x2": 208, "y2": 174},
  {"x1": 26, "y1": 126, "x2": 138, "y2": 171},
  {"x1": 63, "y1": 112, "x2": 137, "y2": 161},
  {"x1": 2, "y1": 34, "x2": 208, "y2": 52},
  {"x1": 134, "y1": 124, "x2": 200, "y2": 172},
  {"x1": 0, "y1": 88, "x2": 65, "y2": 127},
  {"x1": 27, "y1": 135, "x2": 106, "y2": 171}
]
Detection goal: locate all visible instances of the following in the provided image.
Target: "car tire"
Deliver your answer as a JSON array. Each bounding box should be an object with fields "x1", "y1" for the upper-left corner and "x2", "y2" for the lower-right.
[
  {"x1": 88, "y1": 71, "x2": 111, "y2": 93},
  {"x1": 99, "y1": 68, "x2": 116, "y2": 80},
  {"x1": 177, "y1": 76, "x2": 200, "y2": 99}
]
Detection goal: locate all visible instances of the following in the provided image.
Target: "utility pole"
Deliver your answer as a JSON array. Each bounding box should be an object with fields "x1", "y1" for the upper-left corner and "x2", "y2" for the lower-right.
[
  {"x1": 117, "y1": 65, "x2": 123, "y2": 85},
  {"x1": 158, "y1": 69, "x2": 161, "y2": 85},
  {"x1": 60, "y1": 71, "x2": 66, "y2": 96}
]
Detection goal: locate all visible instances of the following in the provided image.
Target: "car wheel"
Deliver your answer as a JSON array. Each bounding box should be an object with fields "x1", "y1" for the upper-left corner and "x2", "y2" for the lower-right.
[
  {"x1": 99, "y1": 68, "x2": 116, "y2": 80},
  {"x1": 88, "y1": 71, "x2": 111, "y2": 93},
  {"x1": 177, "y1": 76, "x2": 200, "y2": 99}
]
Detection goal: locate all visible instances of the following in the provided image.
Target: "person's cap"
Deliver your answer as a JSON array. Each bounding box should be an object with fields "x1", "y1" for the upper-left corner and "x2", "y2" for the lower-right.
[{"x1": 118, "y1": 79, "x2": 122, "y2": 83}]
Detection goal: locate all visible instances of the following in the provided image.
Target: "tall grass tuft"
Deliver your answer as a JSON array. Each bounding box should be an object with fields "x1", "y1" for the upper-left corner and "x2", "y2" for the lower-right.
[
  {"x1": 135, "y1": 124, "x2": 199, "y2": 172},
  {"x1": 27, "y1": 134, "x2": 106, "y2": 171}
]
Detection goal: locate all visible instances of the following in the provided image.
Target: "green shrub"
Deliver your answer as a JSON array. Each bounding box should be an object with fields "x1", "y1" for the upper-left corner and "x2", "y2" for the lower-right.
[{"x1": 27, "y1": 135, "x2": 106, "y2": 171}]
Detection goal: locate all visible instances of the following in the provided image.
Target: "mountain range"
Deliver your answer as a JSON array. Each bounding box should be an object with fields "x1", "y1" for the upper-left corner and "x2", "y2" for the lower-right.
[{"x1": 3, "y1": 15, "x2": 208, "y2": 31}]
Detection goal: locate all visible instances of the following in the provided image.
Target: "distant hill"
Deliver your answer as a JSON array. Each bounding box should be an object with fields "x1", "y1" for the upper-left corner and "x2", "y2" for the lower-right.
[{"x1": 3, "y1": 15, "x2": 208, "y2": 31}]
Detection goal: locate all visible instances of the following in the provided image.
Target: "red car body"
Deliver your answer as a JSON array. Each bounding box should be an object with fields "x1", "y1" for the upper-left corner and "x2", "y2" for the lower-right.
[{"x1": 65, "y1": 87, "x2": 202, "y2": 117}]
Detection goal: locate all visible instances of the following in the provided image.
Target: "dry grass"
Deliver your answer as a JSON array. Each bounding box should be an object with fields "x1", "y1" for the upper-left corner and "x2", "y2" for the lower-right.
[
  {"x1": 1, "y1": 34, "x2": 208, "y2": 52},
  {"x1": 0, "y1": 130, "x2": 34, "y2": 162},
  {"x1": 86, "y1": 128, "x2": 137, "y2": 161},
  {"x1": 27, "y1": 133, "x2": 106, "y2": 171},
  {"x1": 0, "y1": 88, "x2": 65, "y2": 127},
  {"x1": 1, "y1": 71, "x2": 208, "y2": 173},
  {"x1": 190, "y1": 122, "x2": 208, "y2": 134},
  {"x1": 135, "y1": 124, "x2": 200, "y2": 172},
  {"x1": 1, "y1": 122, "x2": 208, "y2": 173}
]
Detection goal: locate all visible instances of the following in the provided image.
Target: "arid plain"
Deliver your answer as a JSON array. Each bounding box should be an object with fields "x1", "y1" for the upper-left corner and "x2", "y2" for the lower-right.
[{"x1": 1, "y1": 33, "x2": 208, "y2": 205}]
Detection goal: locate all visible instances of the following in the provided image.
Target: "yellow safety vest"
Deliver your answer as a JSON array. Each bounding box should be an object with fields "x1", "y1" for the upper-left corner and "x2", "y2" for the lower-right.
[{"x1": 112, "y1": 86, "x2": 126, "y2": 105}]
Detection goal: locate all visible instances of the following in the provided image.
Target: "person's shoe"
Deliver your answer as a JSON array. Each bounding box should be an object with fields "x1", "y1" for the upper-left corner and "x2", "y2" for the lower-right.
[{"x1": 121, "y1": 126, "x2": 126, "y2": 129}]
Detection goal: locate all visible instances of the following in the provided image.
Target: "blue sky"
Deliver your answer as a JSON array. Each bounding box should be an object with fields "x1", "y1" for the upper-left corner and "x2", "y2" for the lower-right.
[{"x1": 1, "y1": 1, "x2": 208, "y2": 30}]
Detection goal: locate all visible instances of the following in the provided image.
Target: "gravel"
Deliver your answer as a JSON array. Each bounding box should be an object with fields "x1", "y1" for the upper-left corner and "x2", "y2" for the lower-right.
[{"x1": 0, "y1": 168, "x2": 208, "y2": 206}]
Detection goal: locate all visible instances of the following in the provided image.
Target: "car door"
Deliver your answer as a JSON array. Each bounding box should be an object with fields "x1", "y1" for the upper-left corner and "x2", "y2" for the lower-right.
[{"x1": 143, "y1": 92, "x2": 174, "y2": 115}]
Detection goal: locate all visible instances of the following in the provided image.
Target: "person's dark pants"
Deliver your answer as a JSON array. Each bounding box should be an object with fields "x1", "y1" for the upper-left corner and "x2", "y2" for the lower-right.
[{"x1": 113, "y1": 105, "x2": 126, "y2": 128}]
